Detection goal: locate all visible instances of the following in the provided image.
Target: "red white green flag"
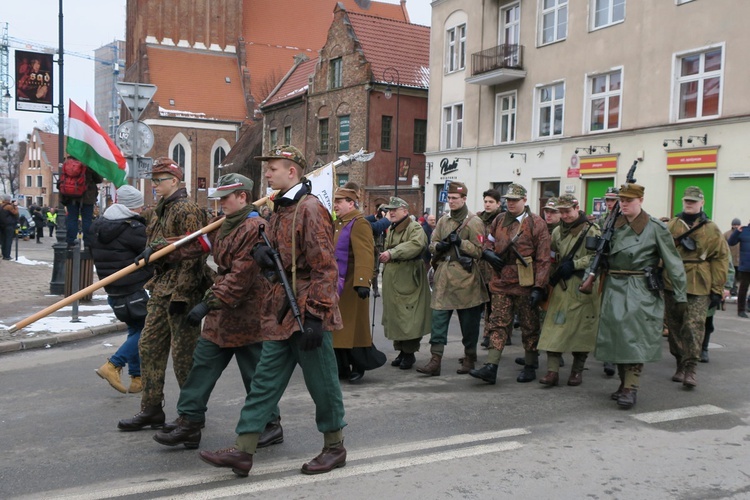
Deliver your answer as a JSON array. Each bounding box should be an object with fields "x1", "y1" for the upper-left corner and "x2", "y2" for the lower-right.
[{"x1": 66, "y1": 100, "x2": 127, "y2": 187}]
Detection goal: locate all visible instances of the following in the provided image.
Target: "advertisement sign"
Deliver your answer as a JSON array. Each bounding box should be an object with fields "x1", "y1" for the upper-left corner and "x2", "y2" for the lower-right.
[
  {"x1": 579, "y1": 155, "x2": 618, "y2": 175},
  {"x1": 15, "y1": 50, "x2": 54, "y2": 113},
  {"x1": 666, "y1": 148, "x2": 718, "y2": 170}
]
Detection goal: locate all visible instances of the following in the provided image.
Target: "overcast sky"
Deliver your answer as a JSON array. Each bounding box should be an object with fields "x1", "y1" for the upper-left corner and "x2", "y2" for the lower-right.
[{"x1": 1, "y1": 0, "x2": 431, "y2": 143}]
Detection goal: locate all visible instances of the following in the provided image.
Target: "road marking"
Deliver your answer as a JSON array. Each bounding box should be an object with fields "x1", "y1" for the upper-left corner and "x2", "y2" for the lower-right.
[
  {"x1": 54, "y1": 428, "x2": 531, "y2": 500},
  {"x1": 161, "y1": 441, "x2": 525, "y2": 499},
  {"x1": 632, "y1": 404, "x2": 729, "y2": 424}
]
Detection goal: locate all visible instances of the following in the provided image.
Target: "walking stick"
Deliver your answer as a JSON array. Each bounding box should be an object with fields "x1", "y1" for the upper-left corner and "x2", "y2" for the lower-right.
[{"x1": 7, "y1": 217, "x2": 226, "y2": 333}]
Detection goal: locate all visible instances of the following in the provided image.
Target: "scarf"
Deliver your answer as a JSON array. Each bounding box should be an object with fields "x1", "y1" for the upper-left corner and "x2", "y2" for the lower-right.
[
  {"x1": 449, "y1": 204, "x2": 469, "y2": 223},
  {"x1": 559, "y1": 211, "x2": 589, "y2": 238},
  {"x1": 479, "y1": 208, "x2": 502, "y2": 226},
  {"x1": 154, "y1": 188, "x2": 188, "y2": 218},
  {"x1": 678, "y1": 211, "x2": 702, "y2": 226},
  {"x1": 220, "y1": 204, "x2": 256, "y2": 240}
]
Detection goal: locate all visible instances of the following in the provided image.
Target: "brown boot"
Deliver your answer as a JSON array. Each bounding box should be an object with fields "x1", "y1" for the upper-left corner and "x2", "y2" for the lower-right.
[
  {"x1": 117, "y1": 404, "x2": 165, "y2": 431},
  {"x1": 671, "y1": 369, "x2": 685, "y2": 383},
  {"x1": 416, "y1": 354, "x2": 442, "y2": 376},
  {"x1": 301, "y1": 443, "x2": 347, "y2": 475},
  {"x1": 539, "y1": 371, "x2": 559, "y2": 386},
  {"x1": 567, "y1": 371, "x2": 583, "y2": 386},
  {"x1": 682, "y1": 367, "x2": 697, "y2": 388},
  {"x1": 456, "y1": 354, "x2": 477, "y2": 374}
]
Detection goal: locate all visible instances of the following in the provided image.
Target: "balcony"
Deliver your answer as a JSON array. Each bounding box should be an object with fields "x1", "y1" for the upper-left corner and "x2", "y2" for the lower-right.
[{"x1": 466, "y1": 44, "x2": 526, "y2": 86}]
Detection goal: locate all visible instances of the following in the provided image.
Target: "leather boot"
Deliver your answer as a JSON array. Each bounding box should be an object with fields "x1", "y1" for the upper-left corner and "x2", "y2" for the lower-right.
[
  {"x1": 671, "y1": 368, "x2": 685, "y2": 383},
  {"x1": 469, "y1": 363, "x2": 498, "y2": 385},
  {"x1": 682, "y1": 367, "x2": 697, "y2": 388},
  {"x1": 95, "y1": 361, "x2": 127, "y2": 394},
  {"x1": 567, "y1": 371, "x2": 583, "y2": 386},
  {"x1": 416, "y1": 354, "x2": 442, "y2": 376},
  {"x1": 301, "y1": 442, "x2": 347, "y2": 475},
  {"x1": 456, "y1": 353, "x2": 477, "y2": 374},
  {"x1": 391, "y1": 351, "x2": 404, "y2": 367},
  {"x1": 117, "y1": 404, "x2": 165, "y2": 431},
  {"x1": 516, "y1": 366, "x2": 536, "y2": 383},
  {"x1": 617, "y1": 388, "x2": 637, "y2": 409},
  {"x1": 199, "y1": 447, "x2": 253, "y2": 477},
  {"x1": 162, "y1": 417, "x2": 206, "y2": 434},
  {"x1": 539, "y1": 371, "x2": 559, "y2": 386},
  {"x1": 153, "y1": 416, "x2": 203, "y2": 449},
  {"x1": 514, "y1": 357, "x2": 538, "y2": 369},
  {"x1": 611, "y1": 382, "x2": 624, "y2": 400},
  {"x1": 128, "y1": 376, "x2": 142, "y2": 394},
  {"x1": 399, "y1": 352, "x2": 416, "y2": 370},
  {"x1": 257, "y1": 417, "x2": 284, "y2": 448}
]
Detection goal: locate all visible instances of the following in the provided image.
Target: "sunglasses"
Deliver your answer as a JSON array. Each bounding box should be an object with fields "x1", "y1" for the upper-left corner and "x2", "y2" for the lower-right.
[{"x1": 152, "y1": 177, "x2": 173, "y2": 185}]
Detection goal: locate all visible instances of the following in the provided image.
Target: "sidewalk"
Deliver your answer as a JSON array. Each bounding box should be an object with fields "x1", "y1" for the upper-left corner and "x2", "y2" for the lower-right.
[{"x1": 0, "y1": 235, "x2": 125, "y2": 354}]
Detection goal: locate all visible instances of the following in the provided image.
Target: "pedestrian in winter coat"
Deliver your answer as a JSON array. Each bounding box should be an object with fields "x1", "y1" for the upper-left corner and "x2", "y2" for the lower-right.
[
  {"x1": 32, "y1": 207, "x2": 45, "y2": 243},
  {"x1": 592, "y1": 182, "x2": 687, "y2": 409},
  {"x1": 727, "y1": 219, "x2": 750, "y2": 317},
  {"x1": 61, "y1": 159, "x2": 103, "y2": 247},
  {"x1": 0, "y1": 195, "x2": 19, "y2": 260},
  {"x1": 153, "y1": 173, "x2": 281, "y2": 451},
  {"x1": 379, "y1": 196, "x2": 432, "y2": 370},
  {"x1": 89, "y1": 185, "x2": 152, "y2": 394}
]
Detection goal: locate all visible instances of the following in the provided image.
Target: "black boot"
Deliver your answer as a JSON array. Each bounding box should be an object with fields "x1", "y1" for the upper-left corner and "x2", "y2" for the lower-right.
[
  {"x1": 391, "y1": 351, "x2": 404, "y2": 367},
  {"x1": 118, "y1": 404, "x2": 165, "y2": 431},
  {"x1": 153, "y1": 416, "x2": 203, "y2": 449},
  {"x1": 469, "y1": 363, "x2": 498, "y2": 385},
  {"x1": 257, "y1": 417, "x2": 284, "y2": 448},
  {"x1": 399, "y1": 352, "x2": 416, "y2": 370},
  {"x1": 516, "y1": 366, "x2": 536, "y2": 383},
  {"x1": 162, "y1": 417, "x2": 206, "y2": 434}
]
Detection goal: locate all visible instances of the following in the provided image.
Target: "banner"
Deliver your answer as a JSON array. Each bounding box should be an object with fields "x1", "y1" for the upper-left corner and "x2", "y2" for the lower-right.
[
  {"x1": 15, "y1": 50, "x2": 54, "y2": 113},
  {"x1": 307, "y1": 163, "x2": 335, "y2": 213}
]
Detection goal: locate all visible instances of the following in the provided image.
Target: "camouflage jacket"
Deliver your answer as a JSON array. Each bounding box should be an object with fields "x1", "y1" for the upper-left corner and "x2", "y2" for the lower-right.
[
  {"x1": 484, "y1": 207, "x2": 551, "y2": 295},
  {"x1": 261, "y1": 185, "x2": 342, "y2": 340},
  {"x1": 664, "y1": 215, "x2": 729, "y2": 296},
  {"x1": 168, "y1": 213, "x2": 270, "y2": 348},
  {"x1": 145, "y1": 188, "x2": 212, "y2": 302}
]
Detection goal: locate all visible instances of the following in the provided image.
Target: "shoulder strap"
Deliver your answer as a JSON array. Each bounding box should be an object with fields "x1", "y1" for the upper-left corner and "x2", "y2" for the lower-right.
[
  {"x1": 564, "y1": 222, "x2": 592, "y2": 261},
  {"x1": 290, "y1": 194, "x2": 309, "y2": 295}
]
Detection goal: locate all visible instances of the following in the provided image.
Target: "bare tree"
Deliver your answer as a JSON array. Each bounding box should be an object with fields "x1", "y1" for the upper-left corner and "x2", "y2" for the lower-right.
[{"x1": 0, "y1": 136, "x2": 22, "y2": 196}]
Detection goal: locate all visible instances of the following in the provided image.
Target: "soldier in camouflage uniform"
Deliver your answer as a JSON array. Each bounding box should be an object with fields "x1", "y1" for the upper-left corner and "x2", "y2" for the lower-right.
[
  {"x1": 663, "y1": 186, "x2": 729, "y2": 388},
  {"x1": 470, "y1": 183, "x2": 551, "y2": 385},
  {"x1": 417, "y1": 182, "x2": 488, "y2": 376},
  {"x1": 153, "y1": 174, "x2": 282, "y2": 450},
  {"x1": 118, "y1": 157, "x2": 212, "y2": 431},
  {"x1": 200, "y1": 145, "x2": 346, "y2": 478},
  {"x1": 478, "y1": 189, "x2": 503, "y2": 349}
]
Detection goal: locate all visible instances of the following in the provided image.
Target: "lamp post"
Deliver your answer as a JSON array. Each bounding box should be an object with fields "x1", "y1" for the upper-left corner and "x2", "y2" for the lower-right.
[{"x1": 383, "y1": 67, "x2": 400, "y2": 198}]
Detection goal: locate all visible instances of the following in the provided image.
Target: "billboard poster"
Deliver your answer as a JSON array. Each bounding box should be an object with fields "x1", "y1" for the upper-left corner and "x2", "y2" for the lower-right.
[{"x1": 15, "y1": 50, "x2": 54, "y2": 113}]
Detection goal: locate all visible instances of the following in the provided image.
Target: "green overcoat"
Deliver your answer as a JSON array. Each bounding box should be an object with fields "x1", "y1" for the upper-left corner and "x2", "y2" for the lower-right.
[
  {"x1": 538, "y1": 217, "x2": 601, "y2": 353},
  {"x1": 594, "y1": 210, "x2": 687, "y2": 363},
  {"x1": 381, "y1": 217, "x2": 431, "y2": 341}
]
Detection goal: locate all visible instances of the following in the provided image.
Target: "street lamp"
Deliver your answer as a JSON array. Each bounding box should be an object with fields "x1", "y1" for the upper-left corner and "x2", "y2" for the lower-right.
[{"x1": 383, "y1": 67, "x2": 400, "y2": 198}]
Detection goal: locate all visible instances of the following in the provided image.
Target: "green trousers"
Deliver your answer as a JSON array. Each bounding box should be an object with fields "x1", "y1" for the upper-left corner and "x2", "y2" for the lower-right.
[
  {"x1": 428, "y1": 304, "x2": 484, "y2": 355},
  {"x1": 235, "y1": 331, "x2": 346, "y2": 439},
  {"x1": 176, "y1": 338, "x2": 279, "y2": 423}
]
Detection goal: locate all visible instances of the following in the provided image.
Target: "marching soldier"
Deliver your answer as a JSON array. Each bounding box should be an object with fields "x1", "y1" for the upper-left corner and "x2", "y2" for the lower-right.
[
  {"x1": 537, "y1": 195, "x2": 601, "y2": 387},
  {"x1": 470, "y1": 183, "x2": 551, "y2": 385},
  {"x1": 478, "y1": 189, "x2": 503, "y2": 349},
  {"x1": 663, "y1": 186, "x2": 728, "y2": 388},
  {"x1": 417, "y1": 182, "x2": 488, "y2": 376},
  {"x1": 592, "y1": 182, "x2": 687, "y2": 409}
]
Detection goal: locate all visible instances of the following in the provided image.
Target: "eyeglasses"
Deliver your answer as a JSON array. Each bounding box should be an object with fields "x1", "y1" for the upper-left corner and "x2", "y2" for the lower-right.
[{"x1": 152, "y1": 177, "x2": 173, "y2": 185}]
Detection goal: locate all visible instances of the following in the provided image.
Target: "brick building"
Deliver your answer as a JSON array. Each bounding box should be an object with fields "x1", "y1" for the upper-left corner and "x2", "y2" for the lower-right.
[
  {"x1": 260, "y1": 5, "x2": 430, "y2": 215},
  {"x1": 18, "y1": 129, "x2": 63, "y2": 208}
]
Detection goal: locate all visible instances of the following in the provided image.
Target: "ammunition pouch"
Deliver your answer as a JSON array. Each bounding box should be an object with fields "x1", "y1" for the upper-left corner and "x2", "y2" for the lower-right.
[
  {"x1": 585, "y1": 236, "x2": 600, "y2": 251},
  {"x1": 644, "y1": 266, "x2": 664, "y2": 292},
  {"x1": 678, "y1": 235, "x2": 696, "y2": 252},
  {"x1": 457, "y1": 256, "x2": 473, "y2": 273}
]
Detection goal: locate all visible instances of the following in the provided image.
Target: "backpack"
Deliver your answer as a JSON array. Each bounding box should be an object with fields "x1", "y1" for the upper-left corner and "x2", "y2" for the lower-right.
[{"x1": 59, "y1": 159, "x2": 87, "y2": 198}]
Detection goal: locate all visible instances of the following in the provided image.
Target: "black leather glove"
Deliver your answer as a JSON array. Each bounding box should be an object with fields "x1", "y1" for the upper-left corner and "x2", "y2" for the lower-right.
[
  {"x1": 355, "y1": 286, "x2": 370, "y2": 300},
  {"x1": 482, "y1": 249, "x2": 505, "y2": 272},
  {"x1": 708, "y1": 293, "x2": 722, "y2": 310},
  {"x1": 299, "y1": 315, "x2": 324, "y2": 352},
  {"x1": 168, "y1": 301, "x2": 187, "y2": 315},
  {"x1": 558, "y1": 260, "x2": 576, "y2": 280},
  {"x1": 186, "y1": 302, "x2": 210, "y2": 326},
  {"x1": 447, "y1": 232, "x2": 461, "y2": 245},
  {"x1": 529, "y1": 287, "x2": 545, "y2": 308},
  {"x1": 134, "y1": 246, "x2": 154, "y2": 266},
  {"x1": 252, "y1": 244, "x2": 275, "y2": 270},
  {"x1": 435, "y1": 241, "x2": 450, "y2": 253}
]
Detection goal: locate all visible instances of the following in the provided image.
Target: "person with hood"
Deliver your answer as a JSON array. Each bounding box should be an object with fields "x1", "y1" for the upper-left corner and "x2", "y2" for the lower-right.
[{"x1": 89, "y1": 185, "x2": 152, "y2": 393}]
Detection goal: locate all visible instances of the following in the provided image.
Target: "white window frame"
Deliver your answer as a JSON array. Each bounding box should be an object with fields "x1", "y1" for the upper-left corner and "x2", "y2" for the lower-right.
[
  {"x1": 442, "y1": 103, "x2": 464, "y2": 150},
  {"x1": 495, "y1": 91, "x2": 517, "y2": 144},
  {"x1": 671, "y1": 43, "x2": 724, "y2": 123},
  {"x1": 534, "y1": 82, "x2": 565, "y2": 139},
  {"x1": 446, "y1": 23, "x2": 466, "y2": 73},
  {"x1": 585, "y1": 68, "x2": 623, "y2": 133},
  {"x1": 501, "y1": 3, "x2": 521, "y2": 67},
  {"x1": 539, "y1": 0, "x2": 568, "y2": 46},
  {"x1": 590, "y1": 0, "x2": 625, "y2": 31}
]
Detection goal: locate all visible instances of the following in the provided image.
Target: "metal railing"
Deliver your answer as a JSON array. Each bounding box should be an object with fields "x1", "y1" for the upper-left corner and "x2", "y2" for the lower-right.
[{"x1": 471, "y1": 44, "x2": 524, "y2": 75}]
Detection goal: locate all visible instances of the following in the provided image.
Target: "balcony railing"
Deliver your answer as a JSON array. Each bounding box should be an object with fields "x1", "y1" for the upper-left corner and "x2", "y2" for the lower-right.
[{"x1": 471, "y1": 44, "x2": 524, "y2": 76}]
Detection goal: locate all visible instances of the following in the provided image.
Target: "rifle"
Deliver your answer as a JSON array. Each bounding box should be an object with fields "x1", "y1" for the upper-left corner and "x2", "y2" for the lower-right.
[
  {"x1": 258, "y1": 224, "x2": 305, "y2": 334},
  {"x1": 549, "y1": 223, "x2": 592, "y2": 291},
  {"x1": 673, "y1": 213, "x2": 708, "y2": 251},
  {"x1": 579, "y1": 160, "x2": 638, "y2": 294}
]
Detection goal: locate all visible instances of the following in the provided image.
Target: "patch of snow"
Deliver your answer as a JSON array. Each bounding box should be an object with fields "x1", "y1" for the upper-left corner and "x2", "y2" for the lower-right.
[{"x1": 14, "y1": 256, "x2": 53, "y2": 267}]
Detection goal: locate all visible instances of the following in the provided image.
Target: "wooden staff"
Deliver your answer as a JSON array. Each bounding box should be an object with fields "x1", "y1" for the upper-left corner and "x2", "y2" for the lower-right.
[{"x1": 7, "y1": 217, "x2": 226, "y2": 333}]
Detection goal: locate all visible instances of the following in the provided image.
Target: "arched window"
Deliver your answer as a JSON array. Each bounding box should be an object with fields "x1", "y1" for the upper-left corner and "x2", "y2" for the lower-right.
[
  {"x1": 172, "y1": 144, "x2": 186, "y2": 168},
  {"x1": 213, "y1": 146, "x2": 226, "y2": 182}
]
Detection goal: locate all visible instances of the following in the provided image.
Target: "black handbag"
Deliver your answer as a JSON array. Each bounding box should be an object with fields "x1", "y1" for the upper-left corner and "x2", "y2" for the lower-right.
[
  {"x1": 350, "y1": 345, "x2": 387, "y2": 371},
  {"x1": 110, "y1": 289, "x2": 149, "y2": 323}
]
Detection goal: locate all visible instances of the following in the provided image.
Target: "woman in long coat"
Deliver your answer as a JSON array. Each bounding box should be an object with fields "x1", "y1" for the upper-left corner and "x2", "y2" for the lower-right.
[{"x1": 332, "y1": 184, "x2": 375, "y2": 383}]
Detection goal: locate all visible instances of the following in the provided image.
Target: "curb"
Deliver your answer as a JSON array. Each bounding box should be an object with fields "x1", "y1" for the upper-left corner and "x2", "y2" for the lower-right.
[{"x1": 0, "y1": 322, "x2": 127, "y2": 355}]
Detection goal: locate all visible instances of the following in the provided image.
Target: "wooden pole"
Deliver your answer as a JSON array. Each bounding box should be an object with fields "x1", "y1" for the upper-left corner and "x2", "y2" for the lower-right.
[{"x1": 8, "y1": 217, "x2": 226, "y2": 333}]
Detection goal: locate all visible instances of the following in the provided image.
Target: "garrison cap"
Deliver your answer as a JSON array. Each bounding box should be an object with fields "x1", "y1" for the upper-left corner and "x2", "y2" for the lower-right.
[
  {"x1": 150, "y1": 157, "x2": 184, "y2": 181},
  {"x1": 556, "y1": 194, "x2": 579, "y2": 208},
  {"x1": 254, "y1": 144, "x2": 307, "y2": 171},
  {"x1": 209, "y1": 173, "x2": 254, "y2": 199},
  {"x1": 618, "y1": 183, "x2": 645, "y2": 199},
  {"x1": 604, "y1": 187, "x2": 619, "y2": 199},
  {"x1": 382, "y1": 196, "x2": 409, "y2": 210},
  {"x1": 543, "y1": 197, "x2": 560, "y2": 211},
  {"x1": 334, "y1": 186, "x2": 359, "y2": 201},
  {"x1": 503, "y1": 183, "x2": 527, "y2": 200},
  {"x1": 682, "y1": 186, "x2": 704, "y2": 201},
  {"x1": 447, "y1": 181, "x2": 468, "y2": 196}
]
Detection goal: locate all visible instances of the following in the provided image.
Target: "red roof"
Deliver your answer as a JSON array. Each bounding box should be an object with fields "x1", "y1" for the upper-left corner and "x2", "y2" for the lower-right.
[
  {"x1": 347, "y1": 11, "x2": 430, "y2": 89},
  {"x1": 146, "y1": 46, "x2": 248, "y2": 122},
  {"x1": 262, "y1": 58, "x2": 318, "y2": 108},
  {"x1": 37, "y1": 130, "x2": 63, "y2": 166},
  {"x1": 243, "y1": 0, "x2": 410, "y2": 101}
]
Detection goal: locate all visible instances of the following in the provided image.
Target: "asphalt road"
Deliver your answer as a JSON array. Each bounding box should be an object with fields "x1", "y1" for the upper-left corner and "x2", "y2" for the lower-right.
[{"x1": 1, "y1": 304, "x2": 749, "y2": 499}]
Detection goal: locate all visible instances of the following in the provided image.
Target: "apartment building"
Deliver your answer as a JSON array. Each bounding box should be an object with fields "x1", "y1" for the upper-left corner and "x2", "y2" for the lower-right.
[{"x1": 425, "y1": 0, "x2": 750, "y2": 226}]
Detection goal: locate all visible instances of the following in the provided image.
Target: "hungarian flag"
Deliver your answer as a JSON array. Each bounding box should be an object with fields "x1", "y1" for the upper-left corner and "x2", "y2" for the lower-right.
[{"x1": 66, "y1": 100, "x2": 127, "y2": 187}]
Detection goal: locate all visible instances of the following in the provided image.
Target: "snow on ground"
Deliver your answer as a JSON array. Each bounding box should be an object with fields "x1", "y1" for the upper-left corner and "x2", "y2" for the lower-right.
[
  {"x1": 0, "y1": 313, "x2": 118, "y2": 334},
  {"x1": 13, "y1": 256, "x2": 53, "y2": 267}
]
